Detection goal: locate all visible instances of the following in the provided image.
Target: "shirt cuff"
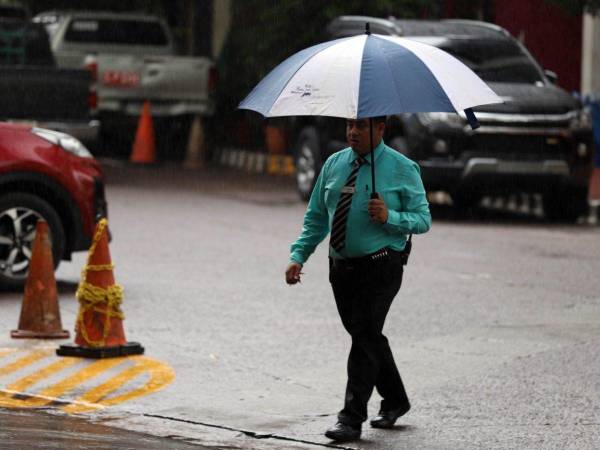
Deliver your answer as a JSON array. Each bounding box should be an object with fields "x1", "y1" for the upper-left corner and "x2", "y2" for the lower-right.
[
  {"x1": 383, "y1": 209, "x2": 402, "y2": 231},
  {"x1": 290, "y1": 252, "x2": 306, "y2": 265}
]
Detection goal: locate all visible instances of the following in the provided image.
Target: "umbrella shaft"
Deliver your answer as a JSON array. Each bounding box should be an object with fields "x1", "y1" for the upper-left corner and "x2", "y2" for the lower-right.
[{"x1": 370, "y1": 118, "x2": 377, "y2": 198}]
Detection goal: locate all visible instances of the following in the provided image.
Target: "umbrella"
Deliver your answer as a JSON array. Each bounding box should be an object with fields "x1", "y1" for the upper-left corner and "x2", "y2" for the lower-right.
[{"x1": 239, "y1": 24, "x2": 502, "y2": 196}]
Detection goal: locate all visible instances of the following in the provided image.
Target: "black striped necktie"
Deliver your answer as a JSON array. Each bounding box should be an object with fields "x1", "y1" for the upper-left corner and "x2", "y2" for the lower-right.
[{"x1": 330, "y1": 156, "x2": 365, "y2": 252}]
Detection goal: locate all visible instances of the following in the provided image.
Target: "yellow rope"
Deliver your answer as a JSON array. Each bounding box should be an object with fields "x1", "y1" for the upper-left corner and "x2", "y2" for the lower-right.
[
  {"x1": 75, "y1": 218, "x2": 125, "y2": 347},
  {"x1": 86, "y1": 264, "x2": 114, "y2": 271}
]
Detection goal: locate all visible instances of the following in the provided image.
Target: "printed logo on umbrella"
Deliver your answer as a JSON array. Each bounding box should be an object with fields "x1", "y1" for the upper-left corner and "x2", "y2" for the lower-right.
[{"x1": 290, "y1": 84, "x2": 319, "y2": 98}]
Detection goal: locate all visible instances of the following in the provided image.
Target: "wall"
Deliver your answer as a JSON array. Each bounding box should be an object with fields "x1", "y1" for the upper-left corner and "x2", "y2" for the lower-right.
[
  {"x1": 582, "y1": 12, "x2": 600, "y2": 95},
  {"x1": 492, "y1": 0, "x2": 582, "y2": 92}
]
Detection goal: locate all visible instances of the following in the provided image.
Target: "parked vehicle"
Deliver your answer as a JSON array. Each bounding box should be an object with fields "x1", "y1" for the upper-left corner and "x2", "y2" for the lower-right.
[
  {"x1": 33, "y1": 10, "x2": 217, "y2": 155},
  {"x1": 0, "y1": 4, "x2": 28, "y2": 21},
  {"x1": 289, "y1": 16, "x2": 594, "y2": 221},
  {"x1": 0, "y1": 123, "x2": 107, "y2": 288},
  {"x1": 0, "y1": 20, "x2": 98, "y2": 146}
]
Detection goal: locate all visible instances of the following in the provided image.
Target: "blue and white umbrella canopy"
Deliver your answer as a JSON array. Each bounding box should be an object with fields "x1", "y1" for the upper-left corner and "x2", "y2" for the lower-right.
[{"x1": 239, "y1": 33, "x2": 502, "y2": 127}]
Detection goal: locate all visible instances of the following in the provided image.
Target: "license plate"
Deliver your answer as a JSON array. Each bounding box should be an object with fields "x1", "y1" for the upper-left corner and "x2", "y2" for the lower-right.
[{"x1": 102, "y1": 70, "x2": 140, "y2": 87}]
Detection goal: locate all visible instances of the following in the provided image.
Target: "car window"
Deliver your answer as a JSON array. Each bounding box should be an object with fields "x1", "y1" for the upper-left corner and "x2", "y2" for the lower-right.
[
  {"x1": 0, "y1": 22, "x2": 54, "y2": 66},
  {"x1": 64, "y1": 18, "x2": 169, "y2": 46},
  {"x1": 0, "y1": 6, "x2": 27, "y2": 20},
  {"x1": 435, "y1": 38, "x2": 544, "y2": 84}
]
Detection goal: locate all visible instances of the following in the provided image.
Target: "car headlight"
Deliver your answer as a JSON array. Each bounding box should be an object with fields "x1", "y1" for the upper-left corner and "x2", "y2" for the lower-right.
[
  {"x1": 569, "y1": 108, "x2": 592, "y2": 130},
  {"x1": 418, "y1": 111, "x2": 465, "y2": 128},
  {"x1": 31, "y1": 127, "x2": 93, "y2": 158}
]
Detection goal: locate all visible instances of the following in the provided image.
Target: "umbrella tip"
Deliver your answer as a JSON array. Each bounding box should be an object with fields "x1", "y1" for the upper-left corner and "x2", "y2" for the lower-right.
[{"x1": 365, "y1": 22, "x2": 371, "y2": 35}]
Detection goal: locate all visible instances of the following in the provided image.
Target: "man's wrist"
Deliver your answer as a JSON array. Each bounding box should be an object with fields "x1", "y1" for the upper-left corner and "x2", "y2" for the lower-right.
[{"x1": 289, "y1": 255, "x2": 304, "y2": 265}]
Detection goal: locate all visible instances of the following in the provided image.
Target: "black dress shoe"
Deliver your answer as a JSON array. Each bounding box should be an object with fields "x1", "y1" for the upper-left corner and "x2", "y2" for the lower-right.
[
  {"x1": 370, "y1": 403, "x2": 411, "y2": 429},
  {"x1": 324, "y1": 422, "x2": 361, "y2": 442}
]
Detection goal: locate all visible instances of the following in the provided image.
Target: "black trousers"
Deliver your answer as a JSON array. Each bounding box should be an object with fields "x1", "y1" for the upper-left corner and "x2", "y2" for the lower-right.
[{"x1": 329, "y1": 252, "x2": 410, "y2": 426}]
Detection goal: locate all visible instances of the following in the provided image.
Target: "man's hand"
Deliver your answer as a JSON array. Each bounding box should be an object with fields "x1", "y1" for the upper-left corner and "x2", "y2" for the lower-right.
[
  {"x1": 285, "y1": 262, "x2": 303, "y2": 285},
  {"x1": 368, "y1": 194, "x2": 388, "y2": 223}
]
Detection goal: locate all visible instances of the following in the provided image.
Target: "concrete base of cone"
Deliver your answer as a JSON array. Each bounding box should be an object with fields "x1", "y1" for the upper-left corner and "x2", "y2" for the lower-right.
[
  {"x1": 56, "y1": 342, "x2": 144, "y2": 359},
  {"x1": 12, "y1": 329, "x2": 69, "y2": 339}
]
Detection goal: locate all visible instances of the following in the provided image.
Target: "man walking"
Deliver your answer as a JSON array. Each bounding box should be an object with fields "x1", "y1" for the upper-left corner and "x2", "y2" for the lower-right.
[{"x1": 285, "y1": 116, "x2": 431, "y2": 442}]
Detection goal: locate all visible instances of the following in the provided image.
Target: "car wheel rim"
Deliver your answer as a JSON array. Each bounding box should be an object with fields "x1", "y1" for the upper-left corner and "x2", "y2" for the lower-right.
[
  {"x1": 0, "y1": 207, "x2": 45, "y2": 280},
  {"x1": 296, "y1": 143, "x2": 316, "y2": 195}
]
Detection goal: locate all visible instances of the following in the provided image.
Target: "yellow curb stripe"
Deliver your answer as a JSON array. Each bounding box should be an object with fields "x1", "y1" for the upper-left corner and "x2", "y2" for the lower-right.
[
  {"x1": 6, "y1": 357, "x2": 80, "y2": 392},
  {"x1": 64, "y1": 356, "x2": 175, "y2": 413},
  {"x1": 0, "y1": 351, "x2": 174, "y2": 413},
  {"x1": 0, "y1": 349, "x2": 16, "y2": 359},
  {"x1": 24, "y1": 358, "x2": 127, "y2": 407},
  {"x1": 0, "y1": 350, "x2": 51, "y2": 378}
]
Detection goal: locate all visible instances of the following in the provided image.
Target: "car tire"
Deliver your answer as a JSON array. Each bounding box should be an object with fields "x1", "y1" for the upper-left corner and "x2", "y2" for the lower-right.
[
  {"x1": 542, "y1": 186, "x2": 588, "y2": 223},
  {"x1": 294, "y1": 127, "x2": 322, "y2": 201},
  {"x1": 0, "y1": 192, "x2": 65, "y2": 289}
]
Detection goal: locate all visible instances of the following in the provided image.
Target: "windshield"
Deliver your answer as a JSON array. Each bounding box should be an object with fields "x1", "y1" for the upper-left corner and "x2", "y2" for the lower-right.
[
  {"x1": 434, "y1": 38, "x2": 544, "y2": 84},
  {"x1": 65, "y1": 18, "x2": 169, "y2": 46}
]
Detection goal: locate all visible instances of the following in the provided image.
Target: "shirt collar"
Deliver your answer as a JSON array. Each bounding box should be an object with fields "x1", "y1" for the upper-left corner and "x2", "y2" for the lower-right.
[{"x1": 351, "y1": 140, "x2": 385, "y2": 166}]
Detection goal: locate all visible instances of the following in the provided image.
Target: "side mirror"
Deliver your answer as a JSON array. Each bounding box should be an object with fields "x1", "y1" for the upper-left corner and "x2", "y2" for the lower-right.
[{"x1": 544, "y1": 69, "x2": 558, "y2": 84}]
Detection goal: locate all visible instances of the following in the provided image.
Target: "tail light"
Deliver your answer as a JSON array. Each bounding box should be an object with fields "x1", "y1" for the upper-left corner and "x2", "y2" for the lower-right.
[
  {"x1": 88, "y1": 90, "x2": 98, "y2": 109},
  {"x1": 83, "y1": 54, "x2": 98, "y2": 112}
]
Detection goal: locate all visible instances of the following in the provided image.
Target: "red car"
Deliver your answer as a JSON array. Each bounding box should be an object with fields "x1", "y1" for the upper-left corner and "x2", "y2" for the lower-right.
[{"x1": 0, "y1": 122, "x2": 107, "y2": 287}]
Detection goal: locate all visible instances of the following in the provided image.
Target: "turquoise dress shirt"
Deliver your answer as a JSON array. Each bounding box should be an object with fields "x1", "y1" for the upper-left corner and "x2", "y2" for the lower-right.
[{"x1": 290, "y1": 140, "x2": 431, "y2": 264}]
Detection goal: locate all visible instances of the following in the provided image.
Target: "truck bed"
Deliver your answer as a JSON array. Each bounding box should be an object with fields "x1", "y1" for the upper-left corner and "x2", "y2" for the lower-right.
[{"x1": 0, "y1": 65, "x2": 91, "y2": 121}]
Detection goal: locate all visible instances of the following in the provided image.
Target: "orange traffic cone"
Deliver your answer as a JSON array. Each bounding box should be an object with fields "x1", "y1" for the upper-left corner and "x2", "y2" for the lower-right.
[
  {"x1": 11, "y1": 220, "x2": 69, "y2": 339},
  {"x1": 129, "y1": 101, "x2": 156, "y2": 164},
  {"x1": 56, "y1": 219, "x2": 143, "y2": 358}
]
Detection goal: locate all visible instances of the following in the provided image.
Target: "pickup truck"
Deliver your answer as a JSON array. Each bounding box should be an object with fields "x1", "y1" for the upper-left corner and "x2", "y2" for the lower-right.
[
  {"x1": 33, "y1": 10, "x2": 217, "y2": 153},
  {"x1": 0, "y1": 19, "x2": 98, "y2": 145},
  {"x1": 290, "y1": 16, "x2": 594, "y2": 222}
]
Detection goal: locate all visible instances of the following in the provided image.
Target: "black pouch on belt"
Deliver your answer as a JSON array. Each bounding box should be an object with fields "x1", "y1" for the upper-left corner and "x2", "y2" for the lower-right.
[{"x1": 398, "y1": 234, "x2": 412, "y2": 266}]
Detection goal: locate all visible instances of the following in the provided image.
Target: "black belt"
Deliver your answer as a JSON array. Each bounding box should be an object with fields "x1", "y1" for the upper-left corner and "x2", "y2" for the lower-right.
[{"x1": 331, "y1": 246, "x2": 409, "y2": 270}]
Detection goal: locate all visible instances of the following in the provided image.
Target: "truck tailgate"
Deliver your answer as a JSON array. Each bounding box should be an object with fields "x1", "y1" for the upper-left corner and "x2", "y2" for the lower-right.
[
  {"x1": 96, "y1": 54, "x2": 214, "y2": 115},
  {"x1": 0, "y1": 66, "x2": 91, "y2": 121}
]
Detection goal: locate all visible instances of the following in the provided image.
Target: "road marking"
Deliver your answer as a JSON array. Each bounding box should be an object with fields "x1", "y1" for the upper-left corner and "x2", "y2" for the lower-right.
[
  {"x1": 6, "y1": 357, "x2": 79, "y2": 392},
  {"x1": 0, "y1": 348, "x2": 174, "y2": 413},
  {"x1": 24, "y1": 358, "x2": 126, "y2": 407},
  {"x1": 0, "y1": 348, "x2": 16, "y2": 358},
  {"x1": 64, "y1": 356, "x2": 175, "y2": 413},
  {"x1": 0, "y1": 349, "x2": 50, "y2": 377}
]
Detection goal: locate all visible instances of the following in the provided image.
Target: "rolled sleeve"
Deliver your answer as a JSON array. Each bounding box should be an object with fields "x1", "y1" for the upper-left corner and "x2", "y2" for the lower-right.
[{"x1": 383, "y1": 161, "x2": 431, "y2": 235}]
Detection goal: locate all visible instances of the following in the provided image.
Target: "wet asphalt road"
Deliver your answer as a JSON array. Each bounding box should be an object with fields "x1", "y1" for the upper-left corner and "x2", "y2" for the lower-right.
[
  {"x1": 0, "y1": 409, "x2": 207, "y2": 449},
  {"x1": 1, "y1": 161, "x2": 599, "y2": 449}
]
